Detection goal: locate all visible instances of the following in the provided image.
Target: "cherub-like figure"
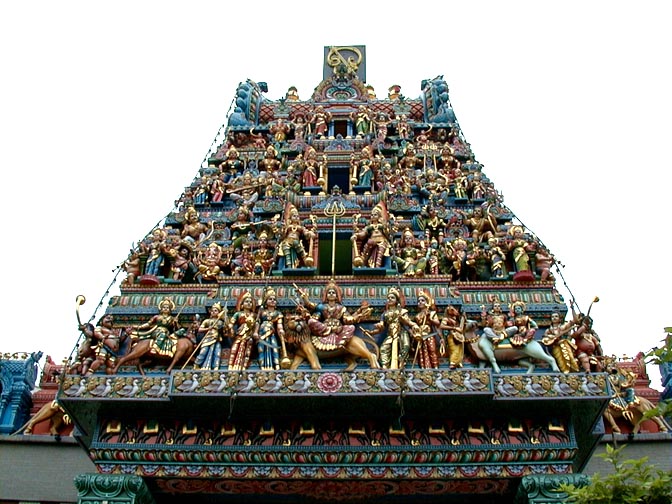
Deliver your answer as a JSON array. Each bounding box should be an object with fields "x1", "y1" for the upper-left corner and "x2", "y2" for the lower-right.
[{"x1": 122, "y1": 250, "x2": 141, "y2": 286}]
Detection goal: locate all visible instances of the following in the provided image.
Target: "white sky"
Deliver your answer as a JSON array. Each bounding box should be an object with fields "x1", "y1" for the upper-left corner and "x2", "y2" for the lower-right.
[{"x1": 1, "y1": 2, "x2": 670, "y2": 389}]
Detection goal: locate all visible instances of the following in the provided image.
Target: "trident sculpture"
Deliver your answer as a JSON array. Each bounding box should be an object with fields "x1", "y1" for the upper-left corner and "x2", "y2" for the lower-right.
[{"x1": 324, "y1": 196, "x2": 345, "y2": 277}]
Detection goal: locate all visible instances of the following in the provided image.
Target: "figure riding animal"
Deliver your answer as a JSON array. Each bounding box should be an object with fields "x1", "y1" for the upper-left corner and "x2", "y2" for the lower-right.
[{"x1": 284, "y1": 311, "x2": 380, "y2": 371}]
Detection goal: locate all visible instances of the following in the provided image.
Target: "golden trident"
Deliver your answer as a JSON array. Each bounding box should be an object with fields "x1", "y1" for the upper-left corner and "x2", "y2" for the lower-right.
[{"x1": 324, "y1": 198, "x2": 345, "y2": 277}]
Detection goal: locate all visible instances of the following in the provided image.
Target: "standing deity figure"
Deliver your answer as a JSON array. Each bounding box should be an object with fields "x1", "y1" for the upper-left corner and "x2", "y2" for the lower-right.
[
  {"x1": 507, "y1": 225, "x2": 534, "y2": 279},
  {"x1": 254, "y1": 288, "x2": 286, "y2": 370},
  {"x1": 440, "y1": 306, "x2": 477, "y2": 369},
  {"x1": 411, "y1": 290, "x2": 442, "y2": 369},
  {"x1": 227, "y1": 291, "x2": 258, "y2": 371},
  {"x1": 82, "y1": 314, "x2": 128, "y2": 375},
  {"x1": 194, "y1": 303, "x2": 227, "y2": 370},
  {"x1": 278, "y1": 203, "x2": 316, "y2": 268},
  {"x1": 350, "y1": 105, "x2": 373, "y2": 137},
  {"x1": 570, "y1": 300, "x2": 604, "y2": 373},
  {"x1": 365, "y1": 287, "x2": 418, "y2": 369},
  {"x1": 142, "y1": 228, "x2": 169, "y2": 277},
  {"x1": 309, "y1": 105, "x2": 331, "y2": 138},
  {"x1": 352, "y1": 201, "x2": 393, "y2": 268},
  {"x1": 541, "y1": 310, "x2": 579, "y2": 373}
]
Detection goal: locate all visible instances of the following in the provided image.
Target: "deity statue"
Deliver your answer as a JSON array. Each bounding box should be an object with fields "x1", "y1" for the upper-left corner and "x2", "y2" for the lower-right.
[
  {"x1": 278, "y1": 203, "x2": 317, "y2": 268},
  {"x1": 541, "y1": 310, "x2": 579, "y2": 373},
  {"x1": 393, "y1": 228, "x2": 427, "y2": 277},
  {"x1": 254, "y1": 287, "x2": 286, "y2": 370},
  {"x1": 364, "y1": 287, "x2": 418, "y2": 369},
  {"x1": 352, "y1": 201, "x2": 393, "y2": 268},
  {"x1": 194, "y1": 302, "x2": 228, "y2": 370},
  {"x1": 411, "y1": 290, "x2": 442, "y2": 368},
  {"x1": 227, "y1": 291, "x2": 258, "y2": 371}
]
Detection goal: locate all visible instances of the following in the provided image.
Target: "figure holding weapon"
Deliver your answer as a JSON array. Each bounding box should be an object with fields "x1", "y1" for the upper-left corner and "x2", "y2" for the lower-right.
[
  {"x1": 191, "y1": 301, "x2": 229, "y2": 370},
  {"x1": 254, "y1": 287, "x2": 287, "y2": 370},
  {"x1": 363, "y1": 287, "x2": 418, "y2": 369},
  {"x1": 410, "y1": 290, "x2": 441, "y2": 369}
]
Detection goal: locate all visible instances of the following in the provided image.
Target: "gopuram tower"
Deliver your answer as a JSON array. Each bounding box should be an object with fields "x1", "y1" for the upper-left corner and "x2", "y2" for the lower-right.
[{"x1": 58, "y1": 46, "x2": 621, "y2": 504}]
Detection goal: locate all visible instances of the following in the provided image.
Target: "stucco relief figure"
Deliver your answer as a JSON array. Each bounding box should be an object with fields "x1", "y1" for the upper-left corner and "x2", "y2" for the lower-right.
[
  {"x1": 278, "y1": 203, "x2": 317, "y2": 269},
  {"x1": 411, "y1": 290, "x2": 442, "y2": 368},
  {"x1": 364, "y1": 287, "x2": 418, "y2": 369},
  {"x1": 291, "y1": 280, "x2": 379, "y2": 371},
  {"x1": 227, "y1": 291, "x2": 258, "y2": 371},
  {"x1": 352, "y1": 202, "x2": 393, "y2": 268}
]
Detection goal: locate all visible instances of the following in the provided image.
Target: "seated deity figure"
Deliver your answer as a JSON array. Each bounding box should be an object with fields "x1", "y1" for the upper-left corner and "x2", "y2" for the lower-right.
[{"x1": 351, "y1": 201, "x2": 394, "y2": 268}]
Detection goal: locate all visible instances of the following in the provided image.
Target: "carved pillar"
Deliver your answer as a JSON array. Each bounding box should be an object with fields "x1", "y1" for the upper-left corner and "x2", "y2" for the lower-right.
[
  {"x1": 74, "y1": 474, "x2": 155, "y2": 504},
  {"x1": 514, "y1": 474, "x2": 589, "y2": 504}
]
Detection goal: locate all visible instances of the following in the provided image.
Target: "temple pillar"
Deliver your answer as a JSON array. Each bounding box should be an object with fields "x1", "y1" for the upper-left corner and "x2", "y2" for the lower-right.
[
  {"x1": 514, "y1": 474, "x2": 589, "y2": 504},
  {"x1": 74, "y1": 474, "x2": 155, "y2": 504}
]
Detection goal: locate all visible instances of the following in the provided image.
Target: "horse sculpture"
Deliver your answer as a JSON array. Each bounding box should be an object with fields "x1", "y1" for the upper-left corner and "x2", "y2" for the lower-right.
[
  {"x1": 112, "y1": 329, "x2": 195, "y2": 375},
  {"x1": 284, "y1": 312, "x2": 380, "y2": 371}
]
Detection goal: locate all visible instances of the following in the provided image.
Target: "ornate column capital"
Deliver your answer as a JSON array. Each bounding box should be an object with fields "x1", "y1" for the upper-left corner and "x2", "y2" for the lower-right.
[
  {"x1": 515, "y1": 474, "x2": 589, "y2": 504},
  {"x1": 74, "y1": 473, "x2": 155, "y2": 504}
]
